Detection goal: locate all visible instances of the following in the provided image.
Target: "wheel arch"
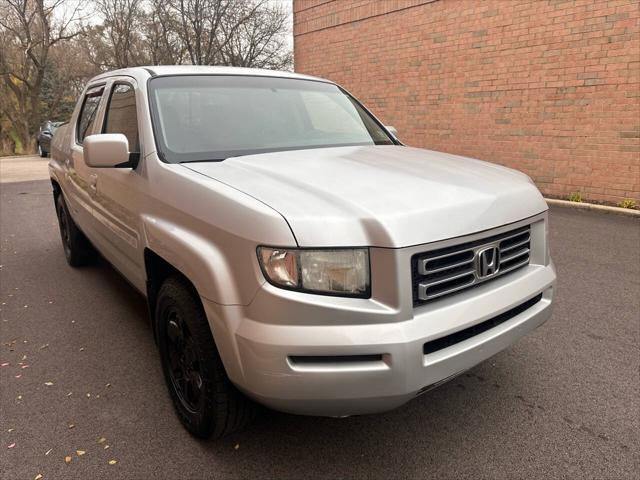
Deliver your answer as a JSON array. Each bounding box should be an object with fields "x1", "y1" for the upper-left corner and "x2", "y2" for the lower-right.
[
  {"x1": 51, "y1": 178, "x2": 61, "y2": 198},
  {"x1": 143, "y1": 248, "x2": 200, "y2": 343}
]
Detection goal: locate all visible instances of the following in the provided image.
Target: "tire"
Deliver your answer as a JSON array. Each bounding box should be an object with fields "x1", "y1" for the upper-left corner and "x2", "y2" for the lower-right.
[
  {"x1": 156, "y1": 276, "x2": 257, "y2": 439},
  {"x1": 55, "y1": 194, "x2": 94, "y2": 267},
  {"x1": 38, "y1": 143, "x2": 47, "y2": 157}
]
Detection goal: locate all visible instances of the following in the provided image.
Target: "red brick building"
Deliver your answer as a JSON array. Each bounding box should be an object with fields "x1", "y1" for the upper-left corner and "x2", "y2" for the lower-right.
[{"x1": 293, "y1": 0, "x2": 640, "y2": 206}]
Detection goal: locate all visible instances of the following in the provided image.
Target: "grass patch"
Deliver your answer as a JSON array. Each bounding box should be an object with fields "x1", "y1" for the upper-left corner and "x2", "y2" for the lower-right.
[
  {"x1": 617, "y1": 198, "x2": 637, "y2": 209},
  {"x1": 567, "y1": 191, "x2": 583, "y2": 203}
]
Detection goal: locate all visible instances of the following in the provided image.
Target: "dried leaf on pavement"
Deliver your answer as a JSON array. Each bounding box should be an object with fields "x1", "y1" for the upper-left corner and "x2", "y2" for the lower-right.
[
  {"x1": 34, "y1": 474, "x2": 43, "y2": 480},
  {"x1": 7, "y1": 443, "x2": 15, "y2": 449},
  {"x1": 97, "y1": 437, "x2": 106, "y2": 444},
  {"x1": 64, "y1": 456, "x2": 72, "y2": 464},
  {"x1": 44, "y1": 382, "x2": 53, "y2": 386},
  {"x1": 108, "y1": 459, "x2": 117, "y2": 465},
  {"x1": 76, "y1": 450, "x2": 85, "y2": 456},
  {"x1": 45, "y1": 448, "x2": 52, "y2": 456}
]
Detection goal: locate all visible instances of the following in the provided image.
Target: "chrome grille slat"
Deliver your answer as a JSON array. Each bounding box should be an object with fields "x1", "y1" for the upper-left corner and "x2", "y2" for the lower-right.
[
  {"x1": 421, "y1": 258, "x2": 474, "y2": 275},
  {"x1": 496, "y1": 229, "x2": 530, "y2": 244},
  {"x1": 499, "y1": 235, "x2": 530, "y2": 253},
  {"x1": 412, "y1": 225, "x2": 531, "y2": 306},
  {"x1": 418, "y1": 277, "x2": 476, "y2": 301},
  {"x1": 421, "y1": 269, "x2": 476, "y2": 288},
  {"x1": 496, "y1": 257, "x2": 530, "y2": 275},
  {"x1": 500, "y1": 247, "x2": 530, "y2": 263}
]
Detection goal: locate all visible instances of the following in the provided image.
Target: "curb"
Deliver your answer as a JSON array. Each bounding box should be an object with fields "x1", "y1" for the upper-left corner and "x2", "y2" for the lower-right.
[{"x1": 545, "y1": 198, "x2": 640, "y2": 217}]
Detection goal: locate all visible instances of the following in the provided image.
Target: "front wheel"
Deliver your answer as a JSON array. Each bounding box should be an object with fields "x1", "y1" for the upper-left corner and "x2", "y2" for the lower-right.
[{"x1": 156, "y1": 276, "x2": 257, "y2": 439}]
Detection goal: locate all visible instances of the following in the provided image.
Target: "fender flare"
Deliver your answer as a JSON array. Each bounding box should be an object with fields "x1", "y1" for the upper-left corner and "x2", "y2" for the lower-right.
[{"x1": 141, "y1": 214, "x2": 248, "y2": 306}]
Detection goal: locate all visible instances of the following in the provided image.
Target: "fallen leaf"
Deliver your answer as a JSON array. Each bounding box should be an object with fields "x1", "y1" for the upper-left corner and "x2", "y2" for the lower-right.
[
  {"x1": 45, "y1": 448, "x2": 52, "y2": 456},
  {"x1": 7, "y1": 428, "x2": 14, "y2": 433},
  {"x1": 79, "y1": 347, "x2": 84, "y2": 352},
  {"x1": 105, "y1": 383, "x2": 111, "y2": 388},
  {"x1": 104, "y1": 445, "x2": 110, "y2": 450},
  {"x1": 0, "y1": 362, "x2": 9, "y2": 367},
  {"x1": 67, "y1": 392, "x2": 72, "y2": 397},
  {"x1": 68, "y1": 424, "x2": 75, "y2": 429},
  {"x1": 15, "y1": 375, "x2": 21, "y2": 379},
  {"x1": 21, "y1": 355, "x2": 27, "y2": 360},
  {"x1": 97, "y1": 437, "x2": 106, "y2": 444},
  {"x1": 34, "y1": 474, "x2": 43, "y2": 480},
  {"x1": 21, "y1": 365, "x2": 29, "y2": 369},
  {"x1": 234, "y1": 444, "x2": 240, "y2": 450},
  {"x1": 39, "y1": 344, "x2": 49, "y2": 349},
  {"x1": 7, "y1": 443, "x2": 15, "y2": 449},
  {"x1": 86, "y1": 393, "x2": 91, "y2": 398},
  {"x1": 44, "y1": 382, "x2": 53, "y2": 386},
  {"x1": 76, "y1": 450, "x2": 85, "y2": 456},
  {"x1": 17, "y1": 395, "x2": 22, "y2": 400},
  {"x1": 65, "y1": 456, "x2": 72, "y2": 464},
  {"x1": 108, "y1": 459, "x2": 117, "y2": 465}
]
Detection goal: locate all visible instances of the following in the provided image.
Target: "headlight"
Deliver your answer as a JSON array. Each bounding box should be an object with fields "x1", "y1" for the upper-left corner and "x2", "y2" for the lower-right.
[{"x1": 257, "y1": 247, "x2": 370, "y2": 297}]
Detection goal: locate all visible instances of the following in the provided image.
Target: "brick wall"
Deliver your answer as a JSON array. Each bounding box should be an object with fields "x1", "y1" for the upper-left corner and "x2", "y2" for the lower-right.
[{"x1": 293, "y1": 0, "x2": 640, "y2": 206}]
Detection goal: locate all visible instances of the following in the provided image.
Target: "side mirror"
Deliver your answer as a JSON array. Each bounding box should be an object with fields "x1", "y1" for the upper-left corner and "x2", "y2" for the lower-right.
[
  {"x1": 84, "y1": 133, "x2": 131, "y2": 168},
  {"x1": 385, "y1": 125, "x2": 398, "y2": 138}
]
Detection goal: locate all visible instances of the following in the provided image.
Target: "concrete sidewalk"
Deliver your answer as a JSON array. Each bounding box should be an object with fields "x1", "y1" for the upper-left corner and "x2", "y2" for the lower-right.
[{"x1": 0, "y1": 155, "x2": 50, "y2": 184}]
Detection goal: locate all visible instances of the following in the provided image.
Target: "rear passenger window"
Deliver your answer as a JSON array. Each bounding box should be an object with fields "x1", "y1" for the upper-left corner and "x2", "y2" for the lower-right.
[
  {"x1": 103, "y1": 83, "x2": 139, "y2": 153},
  {"x1": 77, "y1": 87, "x2": 104, "y2": 144}
]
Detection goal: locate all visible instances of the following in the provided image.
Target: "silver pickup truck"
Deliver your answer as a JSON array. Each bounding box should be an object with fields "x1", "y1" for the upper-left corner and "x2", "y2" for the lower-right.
[{"x1": 50, "y1": 66, "x2": 556, "y2": 438}]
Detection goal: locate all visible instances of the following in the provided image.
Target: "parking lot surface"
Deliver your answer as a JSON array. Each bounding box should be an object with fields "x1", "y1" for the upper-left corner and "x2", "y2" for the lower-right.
[{"x1": 1, "y1": 171, "x2": 639, "y2": 479}]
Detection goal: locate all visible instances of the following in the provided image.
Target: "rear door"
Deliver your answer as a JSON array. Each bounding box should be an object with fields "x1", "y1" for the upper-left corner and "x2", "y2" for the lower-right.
[{"x1": 65, "y1": 84, "x2": 106, "y2": 237}]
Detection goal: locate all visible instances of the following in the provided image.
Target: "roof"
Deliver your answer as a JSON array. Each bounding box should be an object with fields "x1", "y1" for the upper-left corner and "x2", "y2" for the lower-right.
[{"x1": 90, "y1": 65, "x2": 330, "y2": 84}]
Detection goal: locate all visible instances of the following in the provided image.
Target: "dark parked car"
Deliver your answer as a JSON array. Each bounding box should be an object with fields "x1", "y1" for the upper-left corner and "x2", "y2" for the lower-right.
[{"x1": 37, "y1": 121, "x2": 63, "y2": 157}]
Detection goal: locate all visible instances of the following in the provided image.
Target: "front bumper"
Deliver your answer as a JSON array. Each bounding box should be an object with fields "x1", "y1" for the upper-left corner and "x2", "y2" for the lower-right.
[{"x1": 202, "y1": 259, "x2": 556, "y2": 416}]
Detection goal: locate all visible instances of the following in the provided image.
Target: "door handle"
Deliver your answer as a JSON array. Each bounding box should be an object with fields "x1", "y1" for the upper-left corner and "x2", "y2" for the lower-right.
[{"x1": 89, "y1": 174, "x2": 98, "y2": 190}]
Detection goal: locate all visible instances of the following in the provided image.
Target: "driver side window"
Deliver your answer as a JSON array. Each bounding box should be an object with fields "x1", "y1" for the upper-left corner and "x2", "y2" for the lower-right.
[
  {"x1": 76, "y1": 86, "x2": 104, "y2": 144},
  {"x1": 102, "y1": 83, "x2": 140, "y2": 153}
]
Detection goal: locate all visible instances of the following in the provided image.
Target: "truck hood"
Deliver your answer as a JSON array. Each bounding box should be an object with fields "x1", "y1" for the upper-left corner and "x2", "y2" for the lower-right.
[{"x1": 183, "y1": 146, "x2": 547, "y2": 248}]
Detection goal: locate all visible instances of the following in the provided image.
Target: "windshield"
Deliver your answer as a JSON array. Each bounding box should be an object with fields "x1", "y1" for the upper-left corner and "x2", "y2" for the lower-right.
[{"x1": 148, "y1": 75, "x2": 395, "y2": 163}]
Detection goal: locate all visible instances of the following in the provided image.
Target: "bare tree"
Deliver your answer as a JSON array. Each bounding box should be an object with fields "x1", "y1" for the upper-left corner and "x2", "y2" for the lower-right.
[
  {"x1": 84, "y1": 0, "x2": 148, "y2": 69},
  {"x1": 146, "y1": 0, "x2": 187, "y2": 65},
  {"x1": 164, "y1": 0, "x2": 269, "y2": 65},
  {"x1": 0, "y1": 0, "x2": 85, "y2": 152},
  {"x1": 221, "y1": 1, "x2": 292, "y2": 70}
]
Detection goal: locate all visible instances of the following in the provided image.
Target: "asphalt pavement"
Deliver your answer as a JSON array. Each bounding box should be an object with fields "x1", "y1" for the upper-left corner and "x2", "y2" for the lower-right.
[{"x1": 1, "y1": 173, "x2": 639, "y2": 479}]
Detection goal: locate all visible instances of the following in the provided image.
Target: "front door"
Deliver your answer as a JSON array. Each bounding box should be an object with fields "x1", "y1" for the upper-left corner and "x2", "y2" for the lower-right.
[{"x1": 91, "y1": 78, "x2": 146, "y2": 291}]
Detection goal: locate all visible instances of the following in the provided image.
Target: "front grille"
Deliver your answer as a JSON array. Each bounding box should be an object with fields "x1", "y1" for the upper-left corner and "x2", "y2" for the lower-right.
[
  {"x1": 423, "y1": 293, "x2": 543, "y2": 354},
  {"x1": 412, "y1": 225, "x2": 531, "y2": 306}
]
